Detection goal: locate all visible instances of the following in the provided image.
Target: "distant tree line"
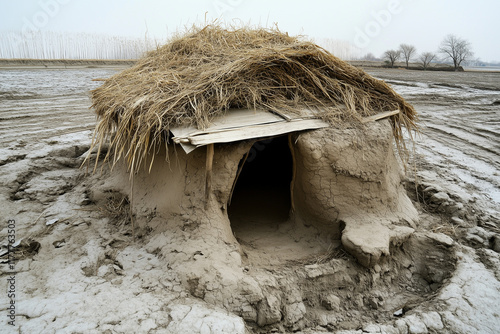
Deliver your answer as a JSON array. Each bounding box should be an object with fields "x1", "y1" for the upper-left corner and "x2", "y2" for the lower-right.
[
  {"x1": 381, "y1": 34, "x2": 474, "y2": 71},
  {"x1": 321, "y1": 38, "x2": 362, "y2": 61},
  {"x1": 1, "y1": 30, "x2": 477, "y2": 70},
  {"x1": 0, "y1": 31, "x2": 157, "y2": 60}
]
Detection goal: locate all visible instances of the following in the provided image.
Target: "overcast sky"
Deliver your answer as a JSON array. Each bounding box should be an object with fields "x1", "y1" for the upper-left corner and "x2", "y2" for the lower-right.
[{"x1": 1, "y1": 0, "x2": 499, "y2": 62}]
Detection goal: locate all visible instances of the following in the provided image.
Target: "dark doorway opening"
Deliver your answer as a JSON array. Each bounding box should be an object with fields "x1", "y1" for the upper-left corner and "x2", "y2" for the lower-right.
[{"x1": 228, "y1": 135, "x2": 293, "y2": 232}]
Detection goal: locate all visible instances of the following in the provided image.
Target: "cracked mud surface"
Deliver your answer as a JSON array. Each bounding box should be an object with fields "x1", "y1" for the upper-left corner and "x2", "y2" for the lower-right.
[{"x1": 1, "y1": 67, "x2": 499, "y2": 333}]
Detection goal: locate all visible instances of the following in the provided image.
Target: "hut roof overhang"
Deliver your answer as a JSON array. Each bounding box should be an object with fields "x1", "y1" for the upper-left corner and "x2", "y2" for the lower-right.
[
  {"x1": 171, "y1": 108, "x2": 400, "y2": 153},
  {"x1": 171, "y1": 108, "x2": 329, "y2": 153}
]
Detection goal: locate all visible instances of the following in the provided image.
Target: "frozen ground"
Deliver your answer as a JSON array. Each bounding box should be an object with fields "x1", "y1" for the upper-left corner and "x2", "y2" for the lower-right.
[{"x1": 0, "y1": 67, "x2": 499, "y2": 333}]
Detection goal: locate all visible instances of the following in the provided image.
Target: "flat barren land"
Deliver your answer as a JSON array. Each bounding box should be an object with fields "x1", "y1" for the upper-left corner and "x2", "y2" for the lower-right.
[{"x1": 1, "y1": 65, "x2": 499, "y2": 333}]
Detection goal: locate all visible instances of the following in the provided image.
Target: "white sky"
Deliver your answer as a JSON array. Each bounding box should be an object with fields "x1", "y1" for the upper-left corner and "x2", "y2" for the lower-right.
[{"x1": 1, "y1": 0, "x2": 499, "y2": 62}]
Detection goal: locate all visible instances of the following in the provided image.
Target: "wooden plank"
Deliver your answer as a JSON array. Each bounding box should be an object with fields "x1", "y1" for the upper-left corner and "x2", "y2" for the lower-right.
[
  {"x1": 170, "y1": 108, "x2": 328, "y2": 154},
  {"x1": 360, "y1": 109, "x2": 400, "y2": 124},
  {"x1": 170, "y1": 108, "x2": 283, "y2": 139},
  {"x1": 170, "y1": 126, "x2": 197, "y2": 139},
  {"x1": 187, "y1": 119, "x2": 329, "y2": 146},
  {"x1": 170, "y1": 108, "x2": 330, "y2": 154},
  {"x1": 172, "y1": 107, "x2": 400, "y2": 154},
  {"x1": 179, "y1": 142, "x2": 197, "y2": 154},
  {"x1": 209, "y1": 108, "x2": 284, "y2": 130}
]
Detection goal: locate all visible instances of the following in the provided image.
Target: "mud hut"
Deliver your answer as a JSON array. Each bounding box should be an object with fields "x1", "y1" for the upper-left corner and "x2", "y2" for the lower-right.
[{"x1": 89, "y1": 25, "x2": 418, "y2": 275}]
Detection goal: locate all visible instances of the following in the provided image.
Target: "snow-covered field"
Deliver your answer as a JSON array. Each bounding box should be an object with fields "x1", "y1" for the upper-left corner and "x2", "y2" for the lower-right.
[{"x1": 0, "y1": 66, "x2": 499, "y2": 333}]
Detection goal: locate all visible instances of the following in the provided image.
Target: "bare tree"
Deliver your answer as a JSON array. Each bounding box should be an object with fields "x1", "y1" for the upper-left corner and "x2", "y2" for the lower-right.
[
  {"x1": 439, "y1": 34, "x2": 474, "y2": 71},
  {"x1": 419, "y1": 52, "x2": 436, "y2": 70},
  {"x1": 399, "y1": 44, "x2": 417, "y2": 68},
  {"x1": 383, "y1": 49, "x2": 401, "y2": 68}
]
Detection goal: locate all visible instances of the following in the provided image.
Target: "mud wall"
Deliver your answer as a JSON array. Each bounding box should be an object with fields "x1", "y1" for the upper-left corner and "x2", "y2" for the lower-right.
[
  {"x1": 291, "y1": 120, "x2": 418, "y2": 240},
  {"x1": 105, "y1": 140, "x2": 253, "y2": 243},
  {"x1": 95, "y1": 119, "x2": 418, "y2": 270}
]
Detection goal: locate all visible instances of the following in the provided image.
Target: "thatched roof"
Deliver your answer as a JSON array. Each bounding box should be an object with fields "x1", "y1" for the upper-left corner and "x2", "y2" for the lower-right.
[{"x1": 90, "y1": 25, "x2": 417, "y2": 173}]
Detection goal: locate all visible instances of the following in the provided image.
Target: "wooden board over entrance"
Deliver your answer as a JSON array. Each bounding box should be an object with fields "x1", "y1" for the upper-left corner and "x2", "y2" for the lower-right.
[{"x1": 171, "y1": 108, "x2": 329, "y2": 153}]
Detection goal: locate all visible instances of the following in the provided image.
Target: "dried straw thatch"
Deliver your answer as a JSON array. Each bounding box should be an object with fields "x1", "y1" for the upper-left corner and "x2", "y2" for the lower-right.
[{"x1": 90, "y1": 25, "x2": 417, "y2": 173}]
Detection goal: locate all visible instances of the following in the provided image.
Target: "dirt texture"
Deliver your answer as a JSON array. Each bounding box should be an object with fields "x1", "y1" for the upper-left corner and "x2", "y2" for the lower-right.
[
  {"x1": 291, "y1": 122, "x2": 417, "y2": 267},
  {"x1": 0, "y1": 66, "x2": 499, "y2": 334}
]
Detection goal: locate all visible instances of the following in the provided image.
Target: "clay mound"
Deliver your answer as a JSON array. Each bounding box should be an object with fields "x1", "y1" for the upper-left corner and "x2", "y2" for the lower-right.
[{"x1": 90, "y1": 25, "x2": 417, "y2": 172}]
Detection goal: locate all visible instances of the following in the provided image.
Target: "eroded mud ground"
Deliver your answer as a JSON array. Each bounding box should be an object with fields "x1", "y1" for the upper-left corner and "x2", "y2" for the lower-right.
[{"x1": 0, "y1": 67, "x2": 499, "y2": 333}]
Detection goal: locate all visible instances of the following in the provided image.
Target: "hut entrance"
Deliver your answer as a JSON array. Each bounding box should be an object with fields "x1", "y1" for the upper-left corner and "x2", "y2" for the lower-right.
[{"x1": 228, "y1": 135, "x2": 293, "y2": 239}]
